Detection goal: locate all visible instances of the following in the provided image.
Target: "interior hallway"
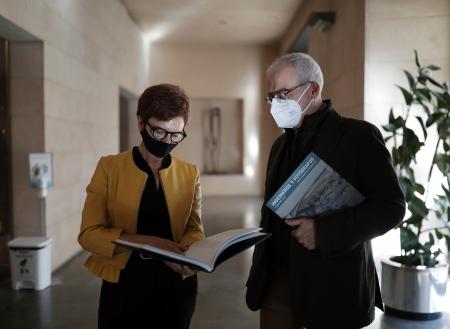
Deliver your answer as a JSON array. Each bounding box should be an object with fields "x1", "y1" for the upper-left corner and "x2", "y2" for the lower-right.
[{"x1": 0, "y1": 196, "x2": 449, "y2": 329}]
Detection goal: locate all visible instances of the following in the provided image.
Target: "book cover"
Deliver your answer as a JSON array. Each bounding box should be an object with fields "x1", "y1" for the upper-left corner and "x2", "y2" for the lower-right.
[
  {"x1": 266, "y1": 152, "x2": 365, "y2": 219},
  {"x1": 114, "y1": 228, "x2": 271, "y2": 272}
]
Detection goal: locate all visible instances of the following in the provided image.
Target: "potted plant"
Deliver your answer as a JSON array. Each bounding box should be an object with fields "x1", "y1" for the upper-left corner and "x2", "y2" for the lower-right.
[{"x1": 381, "y1": 51, "x2": 450, "y2": 320}]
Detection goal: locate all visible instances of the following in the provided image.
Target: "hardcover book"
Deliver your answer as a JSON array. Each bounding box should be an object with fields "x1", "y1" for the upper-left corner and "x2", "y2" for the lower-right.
[
  {"x1": 266, "y1": 152, "x2": 364, "y2": 219},
  {"x1": 114, "y1": 227, "x2": 270, "y2": 272}
]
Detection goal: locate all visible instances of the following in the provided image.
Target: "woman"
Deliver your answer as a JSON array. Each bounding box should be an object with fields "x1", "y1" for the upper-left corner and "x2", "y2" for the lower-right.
[{"x1": 78, "y1": 84, "x2": 204, "y2": 329}]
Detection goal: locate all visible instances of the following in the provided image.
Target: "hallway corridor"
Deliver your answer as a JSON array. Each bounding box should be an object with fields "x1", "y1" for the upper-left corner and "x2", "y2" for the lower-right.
[{"x1": 0, "y1": 197, "x2": 449, "y2": 329}]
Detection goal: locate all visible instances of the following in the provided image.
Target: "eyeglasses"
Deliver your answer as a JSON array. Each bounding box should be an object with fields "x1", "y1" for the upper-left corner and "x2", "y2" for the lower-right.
[
  {"x1": 146, "y1": 123, "x2": 187, "y2": 143},
  {"x1": 266, "y1": 80, "x2": 311, "y2": 104}
]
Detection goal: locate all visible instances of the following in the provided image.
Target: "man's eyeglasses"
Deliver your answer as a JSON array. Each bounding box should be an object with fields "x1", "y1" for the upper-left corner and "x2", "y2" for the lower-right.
[
  {"x1": 146, "y1": 123, "x2": 187, "y2": 143},
  {"x1": 266, "y1": 80, "x2": 311, "y2": 104}
]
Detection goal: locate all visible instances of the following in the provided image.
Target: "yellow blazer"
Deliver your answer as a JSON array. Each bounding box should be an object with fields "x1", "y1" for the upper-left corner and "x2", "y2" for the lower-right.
[{"x1": 78, "y1": 149, "x2": 204, "y2": 283}]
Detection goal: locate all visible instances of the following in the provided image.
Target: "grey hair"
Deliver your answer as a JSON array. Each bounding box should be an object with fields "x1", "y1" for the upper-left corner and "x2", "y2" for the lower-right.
[{"x1": 267, "y1": 52, "x2": 324, "y2": 92}]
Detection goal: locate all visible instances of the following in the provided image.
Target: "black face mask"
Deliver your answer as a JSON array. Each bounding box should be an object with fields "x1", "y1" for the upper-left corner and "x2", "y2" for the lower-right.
[{"x1": 140, "y1": 129, "x2": 177, "y2": 158}]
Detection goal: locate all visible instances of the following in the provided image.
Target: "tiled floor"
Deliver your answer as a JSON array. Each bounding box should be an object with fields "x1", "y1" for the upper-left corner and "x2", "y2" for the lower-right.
[{"x1": 0, "y1": 196, "x2": 449, "y2": 329}]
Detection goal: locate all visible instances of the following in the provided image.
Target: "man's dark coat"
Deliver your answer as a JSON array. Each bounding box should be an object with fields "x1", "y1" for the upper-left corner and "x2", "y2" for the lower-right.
[{"x1": 246, "y1": 103, "x2": 405, "y2": 329}]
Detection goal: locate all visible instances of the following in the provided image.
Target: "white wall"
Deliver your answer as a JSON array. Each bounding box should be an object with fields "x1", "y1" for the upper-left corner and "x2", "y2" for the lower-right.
[
  {"x1": 149, "y1": 43, "x2": 279, "y2": 195},
  {"x1": 0, "y1": 0, "x2": 149, "y2": 269}
]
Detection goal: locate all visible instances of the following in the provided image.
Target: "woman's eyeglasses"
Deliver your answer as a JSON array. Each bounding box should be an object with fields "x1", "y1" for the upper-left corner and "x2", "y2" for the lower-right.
[{"x1": 146, "y1": 123, "x2": 187, "y2": 144}]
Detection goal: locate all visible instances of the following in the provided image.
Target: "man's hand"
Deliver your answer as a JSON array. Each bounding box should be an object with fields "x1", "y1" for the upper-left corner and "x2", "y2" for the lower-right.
[{"x1": 285, "y1": 218, "x2": 316, "y2": 250}]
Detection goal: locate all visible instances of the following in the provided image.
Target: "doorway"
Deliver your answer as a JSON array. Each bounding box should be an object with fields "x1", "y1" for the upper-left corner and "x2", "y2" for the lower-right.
[
  {"x1": 119, "y1": 88, "x2": 139, "y2": 152},
  {"x1": 0, "y1": 37, "x2": 11, "y2": 280}
]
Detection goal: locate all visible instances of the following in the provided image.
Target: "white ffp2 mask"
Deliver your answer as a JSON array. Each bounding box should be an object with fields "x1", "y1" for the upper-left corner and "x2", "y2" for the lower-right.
[{"x1": 270, "y1": 83, "x2": 313, "y2": 128}]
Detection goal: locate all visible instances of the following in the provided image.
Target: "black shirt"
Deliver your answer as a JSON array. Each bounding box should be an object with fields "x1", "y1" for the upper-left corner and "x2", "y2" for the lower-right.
[
  {"x1": 122, "y1": 147, "x2": 174, "y2": 271},
  {"x1": 132, "y1": 146, "x2": 173, "y2": 240},
  {"x1": 267, "y1": 102, "x2": 331, "y2": 269}
]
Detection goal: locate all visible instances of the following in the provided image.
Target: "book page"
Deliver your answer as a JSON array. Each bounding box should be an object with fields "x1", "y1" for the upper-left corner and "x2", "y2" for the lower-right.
[
  {"x1": 114, "y1": 239, "x2": 209, "y2": 270},
  {"x1": 186, "y1": 228, "x2": 263, "y2": 269}
]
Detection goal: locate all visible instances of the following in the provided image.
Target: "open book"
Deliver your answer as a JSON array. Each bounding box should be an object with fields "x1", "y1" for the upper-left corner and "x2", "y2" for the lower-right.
[
  {"x1": 266, "y1": 152, "x2": 365, "y2": 219},
  {"x1": 114, "y1": 228, "x2": 270, "y2": 272}
]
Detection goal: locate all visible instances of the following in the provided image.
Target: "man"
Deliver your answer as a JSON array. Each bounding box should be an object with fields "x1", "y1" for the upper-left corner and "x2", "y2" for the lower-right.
[{"x1": 246, "y1": 53, "x2": 405, "y2": 329}]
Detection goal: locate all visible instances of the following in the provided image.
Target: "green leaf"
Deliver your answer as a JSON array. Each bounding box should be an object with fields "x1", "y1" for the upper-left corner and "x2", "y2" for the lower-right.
[
  {"x1": 392, "y1": 147, "x2": 400, "y2": 166},
  {"x1": 397, "y1": 145, "x2": 406, "y2": 165},
  {"x1": 399, "y1": 177, "x2": 414, "y2": 200},
  {"x1": 414, "y1": 50, "x2": 421, "y2": 68},
  {"x1": 427, "y1": 76, "x2": 444, "y2": 89},
  {"x1": 431, "y1": 90, "x2": 447, "y2": 104},
  {"x1": 400, "y1": 227, "x2": 418, "y2": 252},
  {"x1": 405, "y1": 167, "x2": 416, "y2": 182},
  {"x1": 435, "y1": 153, "x2": 450, "y2": 175},
  {"x1": 423, "y1": 239, "x2": 433, "y2": 251},
  {"x1": 436, "y1": 230, "x2": 443, "y2": 239},
  {"x1": 444, "y1": 141, "x2": 449, "y2": 152},
  {"x1": 384, "y1": 108, "x2": 404, "y2": 131},
  {"x1": 405, "y1": 213, "x2": 423, "y2": 227},
  {"x1": 403, "y1": 70, "x2": 415, "y2": 90},
  {"x1": 402, "y1": 127, "x2": 424, "y2": 164},
  {"x1": 442, "y1": 184, "x2": 450, "y2": 199},
  {"x1": 437, "y1": 121, "x2": 449, "y2": 139},
  {"x1": 415, "y1": 183, "x2": 425, "y2": 195},
  {"x1": 415, "y1": 116, "x2": 427, "y2": 139},
  {"x1": 415, "y1": 88, "x2": 431, "y2": 102},
  {"x1": 444, "y1": 235, "x2": 450, "y2": 252},
  {"x1": 397, "y1": 85, "x2": 413, "y2": 105},
  {"x1": 426, "y1": 112, "x2": 445, "y2": 127},
  {"x1": 388, "y1": 107, "x2": 395, "y2": 123},
  {"x1": 428, "y1": 64, "x2": 441, "y2": 71},
  {"x1": 408, "y1": 196, "x2": 429, "y2": 218},
  {"x1": 429, "y1": 232, "x2": 435, "y2": 245}
]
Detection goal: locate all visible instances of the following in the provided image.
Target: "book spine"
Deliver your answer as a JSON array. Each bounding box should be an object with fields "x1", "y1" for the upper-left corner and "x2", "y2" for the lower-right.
[{"x1": 266, "y1": 153, "x2": 319, "y2": 212}]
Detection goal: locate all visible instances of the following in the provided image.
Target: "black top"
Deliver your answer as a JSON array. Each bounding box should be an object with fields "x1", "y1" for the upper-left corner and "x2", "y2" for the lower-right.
[
  {"x1": 266, "y1": 103, "x2": 330, "y2": 269},
  {"x1": 132, "y1": 146, "x2": 173, "y2": 240},
  {"x1": 122, "y1": 147, "x2": 174, "y2": 272}
]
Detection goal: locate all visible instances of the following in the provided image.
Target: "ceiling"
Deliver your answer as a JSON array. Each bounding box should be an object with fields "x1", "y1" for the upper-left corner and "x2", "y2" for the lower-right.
[{"x1": 120, "y1": 0, "x2": 303, "y2": 45}]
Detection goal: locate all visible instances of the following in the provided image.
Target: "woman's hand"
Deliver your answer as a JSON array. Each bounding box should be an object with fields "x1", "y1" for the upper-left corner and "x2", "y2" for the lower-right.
[{"x1": 119, "y1": 234, "x2": 197, "y2": 278}]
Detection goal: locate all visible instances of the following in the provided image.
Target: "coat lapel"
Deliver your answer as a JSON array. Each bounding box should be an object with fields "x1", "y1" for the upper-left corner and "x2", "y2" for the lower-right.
[{"x1": 312, "y1": 108, "x2": 344, "y2": 164}]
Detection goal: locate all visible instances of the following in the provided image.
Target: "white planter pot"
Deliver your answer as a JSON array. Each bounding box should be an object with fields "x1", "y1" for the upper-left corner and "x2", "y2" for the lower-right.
[{"x1": 381, "y1": 257, "x2": 448, "y2": 320}]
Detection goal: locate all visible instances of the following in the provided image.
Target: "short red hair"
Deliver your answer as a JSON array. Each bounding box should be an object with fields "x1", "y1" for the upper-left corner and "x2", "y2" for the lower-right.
[{"x1": 137, "y1": 84, "x2": 189, "y2": 124}]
